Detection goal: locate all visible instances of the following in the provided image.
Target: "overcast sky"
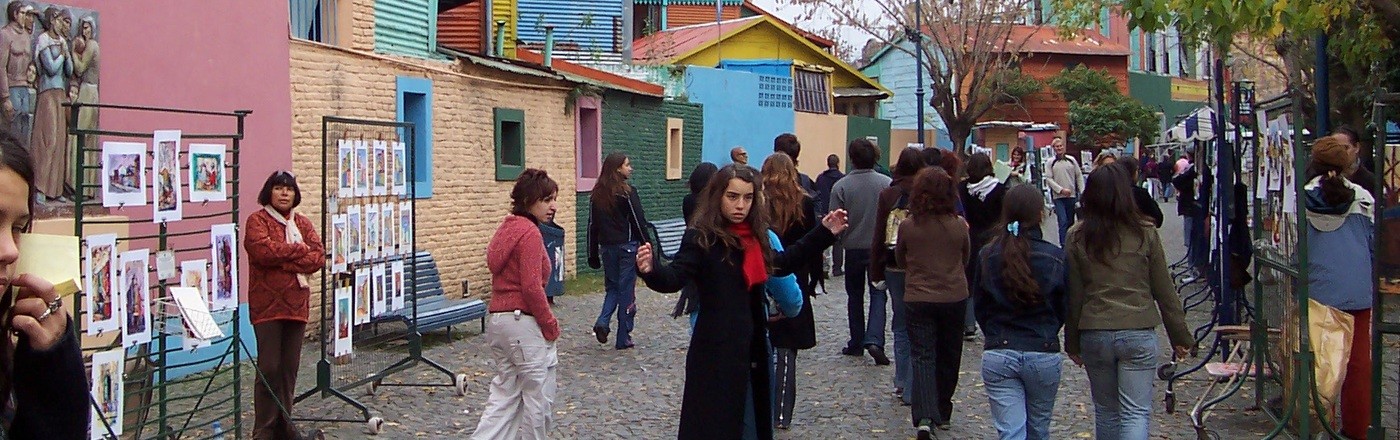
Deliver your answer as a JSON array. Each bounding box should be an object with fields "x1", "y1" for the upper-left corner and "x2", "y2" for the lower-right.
[{"x1": 750, "y1": 0, "x2": 888, "y2": 58}]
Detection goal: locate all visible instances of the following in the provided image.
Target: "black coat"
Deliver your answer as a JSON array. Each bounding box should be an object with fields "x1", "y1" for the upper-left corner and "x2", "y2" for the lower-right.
[
  {"x1": 1133, "y1": 186, "x2": 1165, "y2": 227},
  {"x1": 768, "y1": 197, "x2": 821, "y2": 350},
  {"x1": 11, "y1": 319, "x2": 89, "y2": 439},
  {"x1": 640, "y1": 226, "x2": 835, "y2": 440}
]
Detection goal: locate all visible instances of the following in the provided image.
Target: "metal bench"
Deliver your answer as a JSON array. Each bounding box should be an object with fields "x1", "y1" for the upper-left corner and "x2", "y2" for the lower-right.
[
  {"x1": 645, "y1": 218, "x2": 687, "y2": 260},
  {"x1": 379, "y1": 251, "x2": 487, "y2": 337}
]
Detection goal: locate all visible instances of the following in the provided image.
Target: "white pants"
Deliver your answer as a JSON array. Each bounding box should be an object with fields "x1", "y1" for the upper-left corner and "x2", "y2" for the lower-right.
[{"x1": 472, "y1": 312, "x2": 558, "y2": 440}]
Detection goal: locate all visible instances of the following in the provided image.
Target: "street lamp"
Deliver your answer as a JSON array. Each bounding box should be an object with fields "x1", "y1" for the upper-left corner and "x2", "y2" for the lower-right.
[{"x1": 907, "y1": 0, "x2": 926, "y2": 145}]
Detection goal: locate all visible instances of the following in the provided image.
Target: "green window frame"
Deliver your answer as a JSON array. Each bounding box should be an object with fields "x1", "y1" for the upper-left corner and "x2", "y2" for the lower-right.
[{"x1": 494, "y1": 108, "x2": 526, "y2": 180}]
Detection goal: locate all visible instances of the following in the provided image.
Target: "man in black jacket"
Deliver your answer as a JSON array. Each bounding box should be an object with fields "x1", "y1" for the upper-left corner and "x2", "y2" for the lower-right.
[
  {"x1": 774, "y1": 133, "x2": 815, "y2": 192},
  {"x1": 814, "y1": 154, "x2": 845, "y2": 276}
]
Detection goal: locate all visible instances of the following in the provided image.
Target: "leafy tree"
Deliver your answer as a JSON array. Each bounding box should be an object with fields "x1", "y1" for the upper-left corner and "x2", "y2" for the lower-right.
[{"x1": 1049, "y1": 66, "x2": 1159, "y2": 148}]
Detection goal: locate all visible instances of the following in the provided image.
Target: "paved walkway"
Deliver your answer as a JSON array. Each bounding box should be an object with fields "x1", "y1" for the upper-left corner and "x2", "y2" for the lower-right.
[{"x1": 285, "y1": 201, "x2": 1395, "y2": 439}]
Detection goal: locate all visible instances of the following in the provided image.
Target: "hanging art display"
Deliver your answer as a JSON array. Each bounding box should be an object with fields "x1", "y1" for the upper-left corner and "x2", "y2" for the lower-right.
[
  {"x1": 391, "y1": 260, "x2": 405, "y2": 312},
  {"x1": 89, "y1": 348, "x2": 124, "y2": 440},
  {"x1": 331, "y1": 214, "x2": 348, "y2": 273},
  {"x1": 333, "y1": 286, "x2": 353, "y2": 356},
  {"x1": 365, "y1": 204, "x2": 380, "y2": 260},
  {"x1": 372, "y1": 263, "x2": 386, "y2": 317},
  {"x1": 180, "y1": 259, "x2": 209, "y2": 307},
  {"x1": 399, "y1": 201, "x2": 412, "y2": 249},
  {"x1": 381, "y1": 203, "x2": 395, "y2": 254},
  {"x1": 209, "y1": 223, "x2": 239, "y2": 311},
  {"x1": 373, "y1": 140, "x2": 388, "y2": 196},
  {"x1": 392, "y1": 141, "x2": 407, "y2": 196},
  {"x1": 354, "y1": 267, "x2": 371, "y2": 325},
  {"x1": 100, "y1": 142, "x2": 146, "y2": 208},
  {"x1": 354, "y1": 140, "x2": 369, "y2": 197},
  {"x1": 120, "y1": 249, "x2": 151, "y2": 347},
  {"x1": 84, "y1": 233, "x2": 119, "y2": 335},
  {"x1": 337, "y1": 139, "x2": 354, "y2": 198},
  {"x1": 151, "y1": 130, "x2": 183, "y2": 223},
  {"x1": 187, "y1": 144, "x2": 227, "y2": 202},
  {"x1": 346, "y1": 205, "x2": 362, "y2": 263}
]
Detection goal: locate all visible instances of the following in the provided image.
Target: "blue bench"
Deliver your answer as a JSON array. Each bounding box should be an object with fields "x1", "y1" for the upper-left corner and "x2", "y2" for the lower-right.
[
  {"x1": 379, "y1": 252, "x2": 487, "y2": 337},
  {"x1": 645, "y1": 218, "x2": 687, "y2": 260}
]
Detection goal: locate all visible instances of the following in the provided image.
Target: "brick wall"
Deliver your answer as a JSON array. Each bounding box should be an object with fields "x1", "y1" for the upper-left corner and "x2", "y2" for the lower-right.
[
  {"x1": 290, "y1": 40, "x2": 578, "y2": 325},
  {"x1": 574, "y1": 91, "x2": 703, "y2": 273}
]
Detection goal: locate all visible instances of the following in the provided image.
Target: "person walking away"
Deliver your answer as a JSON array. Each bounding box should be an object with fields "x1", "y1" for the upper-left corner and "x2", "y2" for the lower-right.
[
  {"x1": 894, "y1": 167, "x2": 970, "y2": 438},
  {"x1": 971, "y1": 184, "x2": 1069, "y2": 440},
  {"x1": 959, "y1": 153, "x2": 1007, "y2": 340},
  {"x1": 587, "y1": 153, "x2": 649, "y2": 349},
  {"x1": 830, "y1": 138, "x2": 893, "y2": 361},
  {"x1": 1303, "y1": 137, "x2": 1374, "y2": 439},
  {"x1": 244, "y1": 171, "x2": 326, "y2": 440},
  {"x1": 634, "y1": 164, "x2": 846, "y2": 439},
  {"x1": 870, "y1": 149, "x2": 927, "y2": 403},
  {"x1": 0, "y1": 130, "x2": 91, "y2": 439},
  {"x1": 1065, "y1": 166, "x2": 1192, "y2": 440},
  {"x1": 814, "y1": 154, "x2": 846, "y2": 276},
  {"x1": 761, "y1": 154, "x2": 823, "y2": 429},
  {"x1": 671, "y1": 162, "x2": 719, "y2": 319},
  {"x1": 1142, "y1": 154, "x2": 1159, "y2": 199},
  {"x1": 773, "y1": 133, "x2": 814, "y2": 192},
  {"x1": 1114, "y1": 157, "x2": 1164, "y2": 227},
  {"x1": 1156, "y1": 153, "x2": 1176, "y2": 202},
  {"x1": 472, "y1": 169, "x2": 562, "y2": 440},
  {"x1": 1045, "y1": 137, "x2": 1082, "y2": 245}
]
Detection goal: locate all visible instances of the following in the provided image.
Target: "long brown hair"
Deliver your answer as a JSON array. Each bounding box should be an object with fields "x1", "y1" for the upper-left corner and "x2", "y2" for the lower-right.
[
  {"x1": 761, "y1": 153, "x2": 807, "y2": 236},
  {"x1": 0, "y1": 130, "x2": 35, "y2": 413},
  {"x1": 690, "y1": 165, "x2": 775, "y2": 269},
  {"x1": 909, "y1": 167, "x2": 958, "y2": 218},
  {"x1": 984, "y1": 185, "x2": 1045, "y2": 306},
  {"x1": 590, "y1": 153, "x2": 631, "y2": 213},
  {"x1": 1306, "y1": 137, "x2": 1357, "y2": 207},
  {"x1": 1073, "y1": 165, "x2": 1147, "y2": 264}
]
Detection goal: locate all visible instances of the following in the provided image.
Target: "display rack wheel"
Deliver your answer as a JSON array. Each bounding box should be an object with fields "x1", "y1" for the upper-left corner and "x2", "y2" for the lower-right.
[
  {"x1": 367, "y1": 379, "x2": 382, "y2": 396},
  {"x1": 1194, "y1": 427, "x2": 1219, "y2": 440},
  {"x1": 366, "y1": 417, "x2": 385, "y2": 435},
  {"x1": 455, "y1": 373, "x2": 468, "y2": 396},
  {"x1": 1164, "y1": 393, "x2": 1177, "y2": 414}
]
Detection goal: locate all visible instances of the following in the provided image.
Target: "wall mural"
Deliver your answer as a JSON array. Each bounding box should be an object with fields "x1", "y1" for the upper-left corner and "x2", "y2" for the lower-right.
[{"x1": 1, "y1": 1, "x2": 98, "y2": 204}]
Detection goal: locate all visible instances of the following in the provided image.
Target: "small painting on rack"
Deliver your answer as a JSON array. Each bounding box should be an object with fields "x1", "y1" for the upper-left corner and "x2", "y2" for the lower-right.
[
  {"x1": 209, "y1": 224, "x2": 239, "y2": 311},
  {"x1": 372, "y1": 263, "x2": 386, "y2": 317},
  {"x1": 85, "y1": 233, "x2": 119, "y2": 335},
  {"x1": 151, "y1": 130, "x2": 183, "y2": 223},
  {"x1": 391, "y1": 260, "x2": 405, "y2": 312},
  {"x1": 331, "y1": 214, "x2": 348, "y2": 273},
  {"x1": 347, "y1": 206, "x2": 362, "y2": 263},
  {"x1": 337, "y1": 139, "x2": 354, "y2": 198},
  {"x1": 354, "y1": 140, "x2": 369, "y2": 197},
  {"x1": 180, "y1": 259, "x2": 209, "y2": 306},
  {"x1": 333, "y1": 286, "x2": 353, "y2": 356},
  {"x1": 365, "y1": 205, "x2": 380, "y2": 261},
  {"x1": 382, "y1": 263, "x2": 394, "y2": 314},
  {"x1": 100, "y1": 142, "x2": 147, "y2": 208},
  {"x1": 373, "y1": 140, "x2": 388, "y2": 196},
  {"x1": 90, "y1": 348, "x2": 124, "y2": 440},
  {"x1": 120, "y1": 249, "x2": 151, "y2": 347},
  {"x1": 381, "y1": 203, "x2": 395, "y2": 256},
  {"x1": 399, "y1": 201, "x2": 412, "y2": 250},
  {"x1": 187, "y1": 144, "x2": 226, "y2": 203},
  {"x1": 354, "y1": 268, "x2": 370, "y2": 325},
  {"x1": 392, "y1": 141, "x2": 407, "y2": 196}
]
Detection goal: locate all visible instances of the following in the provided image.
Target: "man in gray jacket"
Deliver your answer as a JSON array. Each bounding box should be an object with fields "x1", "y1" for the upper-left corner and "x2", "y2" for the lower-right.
[
  {"x1": 1046, "y1": 137, "x2": 1082, "y2": 245},
  {"x1": 831, "y1": 138, "x2": 893, "y2": 364}
]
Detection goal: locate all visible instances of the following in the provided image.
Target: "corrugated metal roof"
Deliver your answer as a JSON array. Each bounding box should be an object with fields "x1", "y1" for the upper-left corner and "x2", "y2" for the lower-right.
[
  {"x1": 517, "y1": 0, "x2": 623, "y2": 58},
  {"x1": 517, "y1": 49, "x2": 664, "y2": 97},
  {"x1": 635, "y1": 0, "x2": 743, "y2": 4},
  {"x1": 375, "y1": 0, "x2": 435, "y2": 56},
  {"x1": 663, "y1": 3, "x2": 742, "y2": 29},
  {"x1": 834, "y1": 87, "x2": 888, "y2": 98},
  {"x1": 440, "y1": 45, "x2": 565, "y2": 80},
  {"x1": 632, "y1": 16, "x2": 762, "y2": 64},
  {"x1": 438, "y1": 2, "x2": 486, "y2": 54}
]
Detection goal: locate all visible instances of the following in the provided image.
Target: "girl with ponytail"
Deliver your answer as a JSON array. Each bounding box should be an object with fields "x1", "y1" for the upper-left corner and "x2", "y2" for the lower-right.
[{"x1": 969, "y1": 184, "x2": 1069, "y2": 440}]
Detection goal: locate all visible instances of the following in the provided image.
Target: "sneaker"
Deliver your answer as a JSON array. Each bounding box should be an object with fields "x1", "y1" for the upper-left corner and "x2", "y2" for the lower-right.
[
  {"x1": 865, "y1": 344, "x2": 891, "y2": 365},
  {"x1": 916, "y1": 424, "x2": 934, "y2": 440},
  {"x1": 963, "y1": 330, "x2": 977, "y2": 341},
  {"x1": 593, "y1": 326, "x2": 609, "y2": 344}
]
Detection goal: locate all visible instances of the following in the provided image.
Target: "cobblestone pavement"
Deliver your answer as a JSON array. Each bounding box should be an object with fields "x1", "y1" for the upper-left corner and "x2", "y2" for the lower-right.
[{"x1": 282, "y1": 201, "x2": 1397, "y2": 439}]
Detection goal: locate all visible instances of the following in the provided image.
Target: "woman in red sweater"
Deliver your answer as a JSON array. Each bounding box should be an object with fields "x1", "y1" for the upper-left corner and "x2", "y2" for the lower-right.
[
  {"x1": 243, "y1": 171, "x2": 325, "y2": 440},
  {"x1": 472, "y1": 169, "x2": 561, "y2": 440}
]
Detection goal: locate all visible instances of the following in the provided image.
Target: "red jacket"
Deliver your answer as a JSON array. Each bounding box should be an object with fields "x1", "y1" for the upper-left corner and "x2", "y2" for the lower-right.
[
  {"x1": 487, "y1": 215, "x2": 559, "y2": 341},
  {"x1": 244, "y1": 209, "x2": 325, "y2": 325}
]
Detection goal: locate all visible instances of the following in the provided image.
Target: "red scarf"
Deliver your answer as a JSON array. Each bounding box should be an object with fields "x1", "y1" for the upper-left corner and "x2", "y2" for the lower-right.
[{"x1": 728, "y1": 222, "x2": 768, "y2": 289}]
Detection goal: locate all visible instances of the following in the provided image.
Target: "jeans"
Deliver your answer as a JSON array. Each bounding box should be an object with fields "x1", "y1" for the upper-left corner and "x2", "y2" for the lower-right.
[
  {"x1": 886, "y1": 270, "x2": 911, "y2": 402},
  {"x1": 982, "y1": 350, "x2": 1062, "y2": 440},
  {"x1": 595, "y1": 242, "x2": 638, "y2": 348},
  {"x1": 1162, "y1": 178, "x2": 1175, "y2": 200},
  {"x1": 843, "y1": 248, "x2": 887, "y2": 351},
  {"x1": 906, "y1": 300, "x2": 966, "y2": 427},
  {"x1": 1053, "y1": 197, "x2": 1077, "y2": 245},
  {"x1": 1080, "y1": 329, "x2": 1159, "y2": 440}
]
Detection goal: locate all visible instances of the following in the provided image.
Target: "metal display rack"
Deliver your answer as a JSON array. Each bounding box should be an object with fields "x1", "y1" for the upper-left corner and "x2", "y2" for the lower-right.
[
  {"x1": 1369, "y1": 88, "x2": 1399, "y2": 438},
  {"x1": 67, "y1": 102, "x2": 251, "y2": 439},
  {"x1": 293, "y1": 116, "x2": 466, "y2": 435}
]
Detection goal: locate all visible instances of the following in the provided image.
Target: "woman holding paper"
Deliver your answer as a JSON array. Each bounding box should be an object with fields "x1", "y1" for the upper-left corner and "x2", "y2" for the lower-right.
[
  {"x1": 244, "y1": 171, "x2": 325, "y2": 440},
  {"x1": 0, "y1": 131, "x2": 89, "y2": 439}
]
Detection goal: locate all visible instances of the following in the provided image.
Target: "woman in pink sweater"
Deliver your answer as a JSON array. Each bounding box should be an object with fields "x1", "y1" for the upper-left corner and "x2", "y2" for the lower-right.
[{"x1": 472, "y1": 169, "x2": 561, "y2": 440}]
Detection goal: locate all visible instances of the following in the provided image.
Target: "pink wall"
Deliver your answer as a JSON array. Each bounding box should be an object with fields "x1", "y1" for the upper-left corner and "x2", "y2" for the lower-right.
[{"x1": 62, "y1": 0, "x2": 293, "y2": 300}]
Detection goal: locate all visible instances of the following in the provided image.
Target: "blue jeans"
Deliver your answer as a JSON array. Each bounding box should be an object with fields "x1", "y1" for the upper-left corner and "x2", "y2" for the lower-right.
[
  {"x1": 982, "y1": 350, "x2": 1062, "y2": 440},
  {"x1": 595, "y1": 242, "x2": 638, "y2": 348},
  {"x1": 1053, "y1": 197, "x2": 1077, "y2": 245},
  {"x1": 843, "y1": 249, "x2": 887, "y2": 351},
  {"x1": 1080, "y1": 329, "x2": 1159, "y2": 440},
  {"x1": 886, "y1": 270, "x2": 911, "y2": 402}
]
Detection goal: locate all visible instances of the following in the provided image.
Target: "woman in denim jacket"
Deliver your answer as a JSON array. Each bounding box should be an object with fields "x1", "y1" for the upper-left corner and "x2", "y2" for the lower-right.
[{"x1": 970, "y1": 185, "x2": 1068, "y2": 440}]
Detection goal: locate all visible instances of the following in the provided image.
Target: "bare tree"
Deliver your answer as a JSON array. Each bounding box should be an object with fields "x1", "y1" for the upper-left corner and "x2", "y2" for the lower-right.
[{"x1": 777, "y1": 0, "x2": 1044, "y2": 150}]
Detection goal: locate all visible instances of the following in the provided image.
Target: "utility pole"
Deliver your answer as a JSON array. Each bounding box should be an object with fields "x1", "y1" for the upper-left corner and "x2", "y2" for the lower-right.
[{"x1": 911, "y1": 0, "x2": 926, "y2": 145}]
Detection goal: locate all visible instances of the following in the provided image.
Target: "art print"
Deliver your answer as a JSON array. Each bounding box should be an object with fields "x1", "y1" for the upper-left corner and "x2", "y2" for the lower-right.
[
  {"x1": 346, "y1": 206, "x2": 362, "y2": 263},
  {"x1": 381, "y1": 203, "x2": 395, "y2": 255},
  {"x1": 84, "y1": 233, "x2": 119, "y2": 334},
  {"x1": 392, "y1": 141, "x2": 407, "y2": 195},
  {"x1": 331, "y1": 214, "x2": 348, "y2": 273},
  {"x1": 354, "y1": 140, "x2": 369, "y2": 197},
  {"x1": 381, "y1": 264, "x2": 394, "y2": 314},
  {"x1": 151, "y1": 130, "x2": 183, "y2": 223},
  {"x1": 187, "y1": 144, "x2": 226, "y2": 202},
  {"x1": 365, "y1": 206, "x2": 380, "y2": 260},
  {"x1": 181, "y1": 320, "x2": 211, "y2": 351},
  {"x1": 209, "y1": 224, "x2": 239, "y2": 311},
  {"x1": 354, "y1": 268, "x2": 370, "y2": 325},
  {"x1": 180, "y1": 259, "x2": 209, "y2": 306},
  {"x1": 90, "y1": 349, "x2": 123, "y2": 440},
  {"x1": 169, "y1": 286, "x2": 223, "y2": 341},
  {"x1": 333, "y1": 287, "x2": 353, "y2": 356},
  {"x1": 373, "y1": 140, "x2": 388, "y2": 196},
  {"x1": 372, "y1": 264, "x2": 386, "y2": 317},
  {"x1": 100, "y1": 142, "x2": 146, "y2": 207},
  {"x1": 337, "y1": 139, "x2": 354, "y2": 198},
  {"x1": 399, "y1": 202, "x2": 412, "y2": 250},
  {"x1": 120, "y1": 249, "x2": 151, "y2": 347},
  {"x1": 391, "y1": 260, "x2": 405, "y2": 312}
]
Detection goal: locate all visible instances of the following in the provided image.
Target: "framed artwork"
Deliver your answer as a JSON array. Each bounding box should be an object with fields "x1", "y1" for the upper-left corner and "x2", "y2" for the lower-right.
[
  {"x1": 331, "y1": 214, "x2": 348, "y2": 273},
  {"x1": 180, "y1": 259, "x2": 209, "y2": 308},
  {"x1": 392, "y1": 141, "x2": 407, "y2": 196},
  {"x1": 354, "y1": 140, "x2": 369, "y2": 197},
  {"x1": 120, "y1": 249, "x2": 151, "y2": 347},
  {"x1": 209, "y1": 224, "x2": 239, "y2": 311},
  {"x1": 151, "y1": 130, "x2": 183, "y2": 223},
  {"x1": 372, "y1": 140, "x2": 388, "y2": 196},
  {"x1": 337, "y1": 139, "x2": 354, "y2": 198},
  {"x1": 84, "y1": 233, "x2": 119, "y2": 335},
  {"x1": 365, "y1": 205, "x2": 380, "y2": 261},
  {"x1": 391, "y1": 260, "x2": 405, "y2": 312},
  {"x1": 346, "y1": 205, "x2": 362, "y2": 263},
  {"x1": 399, "y1": 201, "x2": 412, "y2": 250},
  {"x1": 381, "y1": 203, "x2": 395, "y2": 255},
  {"x1": 90, "y1": 348, "x2": 124, "y2": 440},
  {"x1": 354, "y1": 268, "x2": 370, "y2": 325},
  {"x1": 371, "y1": 263, "x2": 386, "y2": 317},
  {"x1": 187, "y1": 144, "x2": 227, "y2": 203},
  {"x1": 100, "y1": 142, "x2": 146, "y2": 208},
  {"x1": 333, "y1": 286, "x2": 353, "y2": 357}
]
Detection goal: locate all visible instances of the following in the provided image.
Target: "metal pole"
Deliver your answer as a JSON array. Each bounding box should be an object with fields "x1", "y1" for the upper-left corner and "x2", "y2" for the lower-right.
[
  {"x1": 914, "y1": 0, "x2": 925, "y2": 145},
  {"x1": 1314, "y1": 33, "x2": 1330, "y2": 134}
]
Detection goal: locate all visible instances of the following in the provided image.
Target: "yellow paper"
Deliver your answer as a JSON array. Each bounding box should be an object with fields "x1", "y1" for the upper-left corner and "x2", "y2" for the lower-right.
[{"x1": 14, "y1": 233, "x2": 81, "y2": 299}]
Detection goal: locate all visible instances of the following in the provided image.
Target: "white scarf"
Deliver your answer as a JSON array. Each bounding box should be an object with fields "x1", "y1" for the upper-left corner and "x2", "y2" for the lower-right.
[
  {"x1": 263, "y1": 205, "x2": 309, "y2": 287},
  {"x1": 967, "y1": 176, "x2": 1000, "y2": 201}
]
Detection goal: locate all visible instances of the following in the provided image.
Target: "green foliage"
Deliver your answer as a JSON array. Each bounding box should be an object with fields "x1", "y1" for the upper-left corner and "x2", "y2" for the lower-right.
[
  {"x1": 1050, "y1": 66, "x2": 1159, "y2": 147},
  {"x1": 975, "y1": 69, "x2": 1043, "y2": 104},
  {"x1": 1047, "y1": 65, "x2": 1120, "y2": 104}
]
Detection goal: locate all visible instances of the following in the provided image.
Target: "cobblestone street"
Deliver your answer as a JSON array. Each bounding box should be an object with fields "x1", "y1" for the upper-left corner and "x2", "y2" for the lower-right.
[{"x1": 287, "y1": 202, "x2": 1393, "y2": 439}]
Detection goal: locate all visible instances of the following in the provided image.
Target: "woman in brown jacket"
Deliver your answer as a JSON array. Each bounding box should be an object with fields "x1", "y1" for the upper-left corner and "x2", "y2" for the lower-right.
[{"x1": 244, "y1": 171, "x2": 325, "y2": 440}]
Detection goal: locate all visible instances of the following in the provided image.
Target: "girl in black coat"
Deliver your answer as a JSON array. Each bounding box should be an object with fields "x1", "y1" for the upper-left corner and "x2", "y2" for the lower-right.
[
  {"x1": 958, "y1": 153, "x2": 1007, "y2": 337},
  {"x1": 637, "y1": 164, "x2": 846, "y2": 440},
  {"x1": 759, "y1": 154, "x2": 822, "y2": 430}
]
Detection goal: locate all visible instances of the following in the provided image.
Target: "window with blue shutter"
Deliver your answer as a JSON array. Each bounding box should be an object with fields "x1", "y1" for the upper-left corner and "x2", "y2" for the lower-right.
[
  {"x1": 397, "y1": 77, "x2": 434, "y2": 198},
  {"x1": 374, "y1": 0, "x2": 440, "y2": 58}
]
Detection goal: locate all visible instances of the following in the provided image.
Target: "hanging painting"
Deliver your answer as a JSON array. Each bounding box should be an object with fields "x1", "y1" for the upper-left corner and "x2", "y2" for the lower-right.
[
  {"x1": 333, "y1": 286, "x2": 352, "y2": 356},
  {"x1": 331, "y1": 214, "x2": 348, "y2": 273},
  {"x1": 187, "y1": 144, "x2": 226, "y2": 202},
  {"x1": 391, "y1": 260, "x2": 405, "y2": 312},
  {"x1": 372, "y1": 140, "x2": 388, "y2": 196},
  {"x1": 365, "y1": 204, "x2": 380, "y2": 260},
  {"x1": 337, "y1": 139, "x2": 354, "y2": 198},
  {"x1": 399, "y1": 201, "x2": 412, "y2": 250},
  {"x1": 84, "y1": 233, "x2": 118, "y2": 334},
  {"x1": 392, "y1": 141, "x2": 406, "y2": 196},
  {"x1": 100, "y1": 142, "x2": 146, "y2": 208},
  {"x1": 346, "y1": 205, "x2": 362, "y2": 263},
  {"x1": 371, "y1": 263, "x2": 386, "y2": 317},
  {"x1": 180, "y1": 259, "x2": 209, "y2": 307},
  {"x1": 120, "y1": 249, "x2": 151, "y2": 347},
  {"x1": 209, "y1": 223, "x2": 239, "y2": 311},
  {"x1": 151, "y1": 130, "x2": 183, "y2": 222},
  {"x1": 89, "y1": 348, "x2": 123, "y2": 440},
  {"x1": 354, "y1": 139, "x2": 369, "y2": 197},
  {"x1": 381, "y1": 203, "x2": 395, "y2": 256},
  {"x1": 354, "y1": 267, "x2": 370, "y2": 325}
]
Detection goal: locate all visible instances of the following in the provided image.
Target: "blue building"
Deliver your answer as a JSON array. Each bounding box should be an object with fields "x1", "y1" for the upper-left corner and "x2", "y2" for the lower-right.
[{"x1": 859, "y1": 38, "x2": 954, "y2": 149}]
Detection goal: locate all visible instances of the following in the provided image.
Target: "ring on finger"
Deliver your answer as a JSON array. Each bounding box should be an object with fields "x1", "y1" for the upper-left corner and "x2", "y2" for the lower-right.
[{"x1": 35, "y1": 298, "x2": 62, "y2": 322}]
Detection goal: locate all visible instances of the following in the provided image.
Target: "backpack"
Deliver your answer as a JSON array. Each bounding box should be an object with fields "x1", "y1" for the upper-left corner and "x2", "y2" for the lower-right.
[{"x1": 884, "y1": 192, "x2": 910, "y2": 250}]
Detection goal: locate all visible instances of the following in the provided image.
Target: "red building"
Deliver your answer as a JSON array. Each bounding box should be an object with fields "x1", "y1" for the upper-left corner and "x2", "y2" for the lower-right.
[{"x1": 978, "y1": 25, "x2": 1131, "y2": 130}]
